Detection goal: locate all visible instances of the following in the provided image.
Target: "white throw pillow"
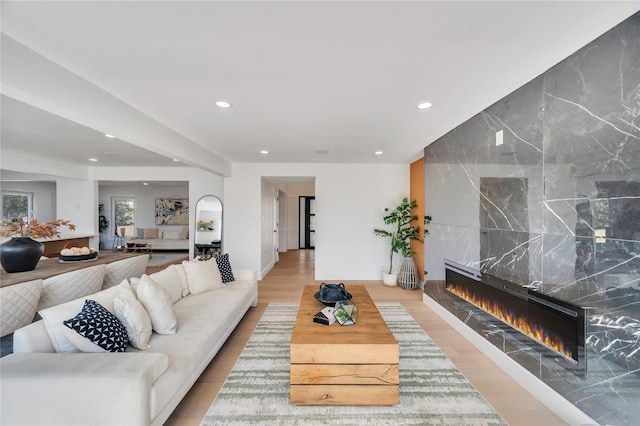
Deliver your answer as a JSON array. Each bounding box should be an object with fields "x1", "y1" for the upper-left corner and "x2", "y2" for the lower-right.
[
  {"x1": 173, "y1": 264, "x2": 190, "y2": 297},
  {"x1": 136, "y1": 275, "x2": 177, "y2": 335},
  {"x1": 129, "y1": 276, "x2": 141, "y2": 294},
  {"x1": 39, "y1": 286, "x2": 119, "y2": 353},
  {"x1": 182, "y1": 259, "x2": 225, "y2": 295},
  {"x1": 149, "y1": 265, "x2": 183, "y2": 303},
  {"x1": 113, "y1": 280, "x2": 152, "y2": 350},
  {"x1": 161, "y1": 230, "x2": 181, "y2": 240}
]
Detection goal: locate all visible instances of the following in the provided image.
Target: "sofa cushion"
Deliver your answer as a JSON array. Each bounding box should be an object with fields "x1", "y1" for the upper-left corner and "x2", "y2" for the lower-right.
[
  {"x1": 38, "y1": 265, "x2": 106, "y2": 311},
  {"x1": 39, "y1": 286, "x2": 120, "y2": 353},
  {"x1": 114, "y1": 280, "x2": 152, "y2": 350},
  {"x1": 103, "y1": 255, "x2": 149, "y2": 289},
  {"x1": 146, "y1": 279, "x2": 257, "y2": 420},
  {"x1": 215, "y1": 253, "x2": 235, "y2": 283},
  {"x1": 143, "y1": 228, "x2": 159, "y2": 239},
  {"x1": 0, "y1": 279, "x2": 43, "y2": 337},
  {"x1": 63, "y1": 299, "x2": 128, "y2": 352},
  {"x1": 136, "y1": 275, "x2": 177, "y2": 335},
  {"x1": 182, "y1": 259, "x2": 224, "y2": 295},
  {"x1": 161, "y1": 230, "x2": 181, "y2": 240},
  {"x1": 149, "y1": 265, "x2": 184, "y2": 303},
  {"x1": 174, "y1": 264, "x2": 190, "y2": 297}
]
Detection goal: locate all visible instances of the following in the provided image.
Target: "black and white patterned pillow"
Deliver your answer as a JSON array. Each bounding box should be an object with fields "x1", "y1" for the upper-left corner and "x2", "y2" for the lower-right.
[
  {"x1": 63, "y1": 300, "x2": 128, "y2": 352},
  {"x1": 216, "y1": 253, "x2": 235, "y2": 283}
]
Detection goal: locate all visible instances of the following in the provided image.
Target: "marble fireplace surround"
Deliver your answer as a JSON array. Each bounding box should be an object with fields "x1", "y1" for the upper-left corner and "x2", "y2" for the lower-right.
[{"x1": 423, "y1": 12, "x2": 639, "y2": 426}]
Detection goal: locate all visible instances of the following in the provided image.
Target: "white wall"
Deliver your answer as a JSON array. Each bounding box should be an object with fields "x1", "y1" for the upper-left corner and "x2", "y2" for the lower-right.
[
  {"x1": 277, "y1": 181, "x2": 315, "y2": 250},
  {"x1": 225, "y1": 163, "x2": 408, "y2": 280},
  {"x1": 91, "y1": 167, "x2": 224, "y2": 258},
  {"x1": 56, "y1": 177, "x2": 98, "y2": 244},
  {"x1": 260, "y1": 178, "x2": 275, "y2": 276},
  {"x1": 98, "y1": 182, "x2": 189, "y2": 248},
  {"x1": 0, "y1": 180, "x2": 56, "y2": 222}
]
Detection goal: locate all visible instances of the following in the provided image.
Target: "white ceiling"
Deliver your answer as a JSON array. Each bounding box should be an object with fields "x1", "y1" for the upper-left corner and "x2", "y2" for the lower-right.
[
  {"x1": 1, "y1": 1, "x2": 638, "y2": 173},
  {"x1": 1, "y1": 96, "x2": 184, "y2": 168}
]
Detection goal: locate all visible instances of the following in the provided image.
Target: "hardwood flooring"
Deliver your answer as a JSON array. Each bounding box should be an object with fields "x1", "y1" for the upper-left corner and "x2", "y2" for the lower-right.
[{"x1": 164, "y1": 250, "x2": 566, "y2": 425}]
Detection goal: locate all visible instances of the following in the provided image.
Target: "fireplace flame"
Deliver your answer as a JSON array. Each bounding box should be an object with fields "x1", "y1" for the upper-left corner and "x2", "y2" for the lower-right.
[{"x1": 447, "y1": 283, "x2": 573, "y2": 359}]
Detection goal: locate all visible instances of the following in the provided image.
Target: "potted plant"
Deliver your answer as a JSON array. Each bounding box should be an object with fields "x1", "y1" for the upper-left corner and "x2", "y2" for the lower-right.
[
  {"x1": 0, "y1": 218, "x2": 75, "y2": 273},
  {"x1": 374, "y1": 198, "x2": 430, "y2": 287}
]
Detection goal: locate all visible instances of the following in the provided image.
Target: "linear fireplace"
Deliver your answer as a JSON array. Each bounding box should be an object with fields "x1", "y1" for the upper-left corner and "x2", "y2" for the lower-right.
[{"x1": 445, "y1": 261, "x2": 586, "y2": 364}]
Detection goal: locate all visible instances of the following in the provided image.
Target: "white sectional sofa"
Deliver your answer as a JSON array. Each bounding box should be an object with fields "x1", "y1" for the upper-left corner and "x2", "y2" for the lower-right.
[
  {"x1": 0, "y1": 260, "x2": 257, "y2": 425},
  {"x1": 127, "y1": 228, "x2": 189, "y2": 251}
]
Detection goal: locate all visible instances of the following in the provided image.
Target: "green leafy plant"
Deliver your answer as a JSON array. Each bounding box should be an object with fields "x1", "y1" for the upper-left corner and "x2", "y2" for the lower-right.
[
  {"x1": 374, "y1": 197, "x2": 431, "y2": 274},
  {"x1": 98, "y1": 215, "x2": 109, "y2": 234}
]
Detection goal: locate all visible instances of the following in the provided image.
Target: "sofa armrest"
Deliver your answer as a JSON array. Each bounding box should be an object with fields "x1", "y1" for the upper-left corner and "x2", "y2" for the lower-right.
[
  {"x1": 234, "y1": 269, "x2": 256, "y2": 281},
  {"x1": 0, "y1": 352, "x2": 169, "y2": 425}
]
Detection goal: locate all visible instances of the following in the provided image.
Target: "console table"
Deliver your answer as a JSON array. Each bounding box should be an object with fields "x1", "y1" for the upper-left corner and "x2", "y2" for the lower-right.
[{"x1": 0, "y1": 252, "x2": 142, "y2": 288}]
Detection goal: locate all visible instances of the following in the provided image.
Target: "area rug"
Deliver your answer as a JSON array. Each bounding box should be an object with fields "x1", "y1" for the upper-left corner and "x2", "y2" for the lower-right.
[
  {"x1": 146, "y1": 253, "x2": 188, "y2": 268},
  {"x1": 201, "y1": 303, "x2": 506, "y2": 425}
]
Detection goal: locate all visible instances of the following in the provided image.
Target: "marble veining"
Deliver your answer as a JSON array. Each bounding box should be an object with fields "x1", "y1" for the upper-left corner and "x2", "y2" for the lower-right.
[{"x1": 424, "y1": 13, "x2": 640, "y2": 425}]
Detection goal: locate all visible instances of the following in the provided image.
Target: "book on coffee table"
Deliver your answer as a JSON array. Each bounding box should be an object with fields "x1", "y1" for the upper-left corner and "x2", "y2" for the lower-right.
[{"x1": 313, "y1": 306, "x2": 336, "y2": 325}]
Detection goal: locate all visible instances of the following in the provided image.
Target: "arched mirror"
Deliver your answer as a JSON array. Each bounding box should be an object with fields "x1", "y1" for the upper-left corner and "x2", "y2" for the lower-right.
[{"x1": 194, "y1": 195, "x2": 222, "y2": 260}]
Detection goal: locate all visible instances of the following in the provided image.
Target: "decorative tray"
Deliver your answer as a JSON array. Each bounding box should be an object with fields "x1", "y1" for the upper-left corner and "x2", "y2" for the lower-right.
[{"x1": 59, "y1": 252, "x2": 99, "y2": 263}]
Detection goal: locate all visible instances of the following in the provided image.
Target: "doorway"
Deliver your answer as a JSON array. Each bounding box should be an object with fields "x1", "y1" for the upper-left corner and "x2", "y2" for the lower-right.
[{"x1": 299, "y1": 196, "x2": 315, "y2": 249}]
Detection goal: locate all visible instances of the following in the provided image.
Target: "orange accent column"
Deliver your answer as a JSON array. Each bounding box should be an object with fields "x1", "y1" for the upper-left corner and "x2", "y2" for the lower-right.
[{"x1": 410, "y1": 158, "x2": 425, "y2": 282}]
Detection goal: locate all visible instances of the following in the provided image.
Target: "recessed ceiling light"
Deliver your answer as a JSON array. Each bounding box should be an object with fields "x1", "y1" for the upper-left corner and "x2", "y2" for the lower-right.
[
  {"x1": 143, "y1": 182, "x2": 149, "y2": 186},
  {"x1": 260, "y1": 150, "x2": 269, "y2": 155},
  {"x1": 416, "y1": 102, "x2": 433, "y2": 109},
  {"x1": 215, "y1": 101, "x2": 232, "y2": 108},
  {"x1": 375, "y1": 151, "x2": 383, "y2": 155},
  {"x1": 173, "y1": 158, "x2": 179, "y2": 162},
  {"x1": 104, "y1": 134, "x2": 115, "y2": 138},
  {"x1": 88, "y1": 158, "x2": 98, "y2": 162}
]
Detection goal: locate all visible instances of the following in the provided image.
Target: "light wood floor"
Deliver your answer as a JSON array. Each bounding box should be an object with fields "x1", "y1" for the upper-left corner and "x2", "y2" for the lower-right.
[{"x1": 164, "y1": 250, "x2": 566, "y2": 425}]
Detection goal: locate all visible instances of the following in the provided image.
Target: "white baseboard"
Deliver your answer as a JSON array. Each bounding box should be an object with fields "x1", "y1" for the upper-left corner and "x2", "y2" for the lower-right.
[
  {"x1": 422, "y1": 293, "x2": 598, "y2": 426},
  {"x1": 260, "y1": 261, "x2": 274, "y2": 280}
]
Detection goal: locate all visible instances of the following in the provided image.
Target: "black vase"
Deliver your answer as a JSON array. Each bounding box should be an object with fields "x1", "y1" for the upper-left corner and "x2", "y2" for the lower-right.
[{"x1": 0, "y1": 237, "x2": 45, "y2": 273}]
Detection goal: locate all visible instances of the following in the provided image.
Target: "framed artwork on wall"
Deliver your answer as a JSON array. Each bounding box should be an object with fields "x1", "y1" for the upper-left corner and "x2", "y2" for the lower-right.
[{"x1": 155, "y1": 198, "x2": 189, "y2": 225}]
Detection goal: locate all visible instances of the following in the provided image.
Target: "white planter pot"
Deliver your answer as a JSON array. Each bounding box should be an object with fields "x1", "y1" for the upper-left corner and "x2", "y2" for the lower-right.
[{"x1": 382, "y1": 272, "x2": 398, "y2": 286}]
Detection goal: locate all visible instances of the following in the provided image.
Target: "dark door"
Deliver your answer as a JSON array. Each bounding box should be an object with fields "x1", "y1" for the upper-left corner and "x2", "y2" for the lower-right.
[{"x1": 299, "y1": 196, "x2": 315, "y2": 249}]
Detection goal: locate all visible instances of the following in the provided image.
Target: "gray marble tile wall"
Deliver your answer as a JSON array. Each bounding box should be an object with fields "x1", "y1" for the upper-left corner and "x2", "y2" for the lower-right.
[{"x1": 424, "y1": 12, "x2": 639, "y2": 424}]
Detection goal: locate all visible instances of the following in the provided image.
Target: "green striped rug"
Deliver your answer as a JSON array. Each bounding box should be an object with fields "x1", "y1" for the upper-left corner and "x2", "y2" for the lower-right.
[{"x1": 201, "y1": 303, "x2": 506, "y2": 425}]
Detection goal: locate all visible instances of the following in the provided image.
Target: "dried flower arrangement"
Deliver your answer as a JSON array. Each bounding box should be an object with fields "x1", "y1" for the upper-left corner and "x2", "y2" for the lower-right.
[{"x1": 0, "y1": 218, "x2": 76, "y2": 239}]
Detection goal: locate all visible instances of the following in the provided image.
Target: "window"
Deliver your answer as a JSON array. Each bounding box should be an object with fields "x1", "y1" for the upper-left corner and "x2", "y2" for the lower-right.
[
  {"x1": 2, "y1": 191, "x2": 32, "y2": 222},
  {"x1": 112, "y1": 197, "x2": 135, "y2": 237}
]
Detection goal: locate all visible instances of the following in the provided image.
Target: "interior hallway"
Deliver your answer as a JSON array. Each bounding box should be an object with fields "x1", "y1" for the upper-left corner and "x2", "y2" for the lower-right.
[{"x1": 165, "y1": 250, "x2": 565, "y2": 425}]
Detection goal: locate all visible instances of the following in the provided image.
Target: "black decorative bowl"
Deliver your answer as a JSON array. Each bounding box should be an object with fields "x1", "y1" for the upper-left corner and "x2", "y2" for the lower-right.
[{"x1": 314, "y1": 283, "x2": 352, "y2": 307}]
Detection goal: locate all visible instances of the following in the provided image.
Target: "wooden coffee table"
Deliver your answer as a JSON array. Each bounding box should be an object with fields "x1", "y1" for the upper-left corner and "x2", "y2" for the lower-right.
[{"x1": 290, "y1": 285, "x2": 399, "y2": 405}]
